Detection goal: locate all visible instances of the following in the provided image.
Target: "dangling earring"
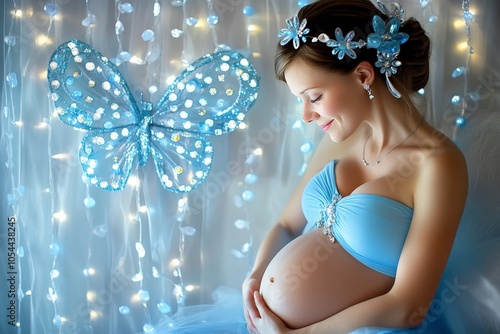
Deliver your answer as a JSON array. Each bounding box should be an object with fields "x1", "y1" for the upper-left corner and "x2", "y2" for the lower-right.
[{"x1": 364, "y1": 84, "x2": 374, "y2": 100}]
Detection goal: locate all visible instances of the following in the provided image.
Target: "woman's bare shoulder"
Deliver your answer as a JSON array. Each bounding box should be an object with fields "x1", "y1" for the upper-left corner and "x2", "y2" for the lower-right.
[
  {"x1": 418, "y1": 128, "x2": 467, "y2": 175},
  {"x1": 413, "y1": 129, "x2": 468, "y2": 205}
]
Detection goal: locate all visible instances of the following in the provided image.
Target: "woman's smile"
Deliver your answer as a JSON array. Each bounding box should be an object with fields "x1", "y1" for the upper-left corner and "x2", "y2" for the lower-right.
[{"x1": 321, "y1": 120, "x2": 334, "y2": 132}]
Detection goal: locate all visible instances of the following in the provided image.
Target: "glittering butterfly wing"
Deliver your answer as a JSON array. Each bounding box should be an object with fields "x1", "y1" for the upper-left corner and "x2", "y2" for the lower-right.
[
  {"x1": 47, "y1": 40, "x2": 142, "y2": 191},
  {"x1": 47, "y1": 40, "x2": 140, "y2": 129},
  {"x1": 149, "y1": 51, "x2": 259, "y2": 192},
  {"x1": 77, "y1": 125, "x2": 141, "y2": 191}
]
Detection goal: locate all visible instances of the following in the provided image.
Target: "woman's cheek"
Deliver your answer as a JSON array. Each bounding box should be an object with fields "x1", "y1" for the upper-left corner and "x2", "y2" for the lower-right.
[{"x1": 325, "y1": 93, "x2": 350, "y2": 118}]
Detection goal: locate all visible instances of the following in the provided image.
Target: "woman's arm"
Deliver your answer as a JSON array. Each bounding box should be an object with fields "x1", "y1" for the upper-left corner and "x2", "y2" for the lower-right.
[{"x1": 253, "y1": 144, "x2": 468, "y2": 334}]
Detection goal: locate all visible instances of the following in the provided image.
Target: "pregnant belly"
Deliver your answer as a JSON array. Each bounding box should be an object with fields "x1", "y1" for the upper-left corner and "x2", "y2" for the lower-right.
[{"x1": 260, "y1": 228, "x2": 395, "y2": 329}]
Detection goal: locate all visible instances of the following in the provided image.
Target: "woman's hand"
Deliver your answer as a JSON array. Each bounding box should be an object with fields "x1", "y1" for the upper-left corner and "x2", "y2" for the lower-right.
[
  {"x1": 242, "y1": 276, "x2": 261, "y2": 333},
  {"x1": 251, "y1": 290, "x2": 293, "y2": 334}
]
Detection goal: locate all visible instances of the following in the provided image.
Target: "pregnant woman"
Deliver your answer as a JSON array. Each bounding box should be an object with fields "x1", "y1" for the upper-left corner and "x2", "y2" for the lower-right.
[{"x1": 242, "y1": 0, "x2": 468, "y2": 333}]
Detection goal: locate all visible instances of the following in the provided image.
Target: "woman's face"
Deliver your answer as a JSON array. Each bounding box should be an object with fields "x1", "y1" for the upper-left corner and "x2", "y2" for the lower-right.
[{"x1": 284, "y1": 59, "x2": 369, "y2": 143}]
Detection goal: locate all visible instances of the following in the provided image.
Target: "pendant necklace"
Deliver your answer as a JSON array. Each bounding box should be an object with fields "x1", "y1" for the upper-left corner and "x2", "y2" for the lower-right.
[{"x1": 362, "y1": 117, "x2": 424, "y2": 167}]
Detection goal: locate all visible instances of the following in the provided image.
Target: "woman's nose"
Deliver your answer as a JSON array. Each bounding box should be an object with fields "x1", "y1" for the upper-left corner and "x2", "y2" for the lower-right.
[{"x1": 302, "y1": 104, "x2": 319, "y2": 123}]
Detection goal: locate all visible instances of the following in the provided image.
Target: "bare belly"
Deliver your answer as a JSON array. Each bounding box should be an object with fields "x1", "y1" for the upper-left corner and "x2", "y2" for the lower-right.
[{"x1": 260, "y1": 228, "x2": 395, "y2": 329}]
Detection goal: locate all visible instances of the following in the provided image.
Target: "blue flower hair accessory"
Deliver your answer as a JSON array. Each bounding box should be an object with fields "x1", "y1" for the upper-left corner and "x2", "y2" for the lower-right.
[
  {"x1": 277, "y1": 0, "x2": 409, "y2": 98},
  {"x1": 278, "y1": 15, "x2": 310, "y2": 49},
  {"x1": 314, "y1": 28, "x2": 367, "y2": 60},
  {"x1": 366, "y1": 15, "x2": 409, "y2": 98}
]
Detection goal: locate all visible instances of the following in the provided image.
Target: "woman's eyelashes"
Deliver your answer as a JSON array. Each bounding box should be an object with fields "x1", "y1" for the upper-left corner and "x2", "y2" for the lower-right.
[{"x1": 310, "y1": 95, "x2": 322, "y2": 103}]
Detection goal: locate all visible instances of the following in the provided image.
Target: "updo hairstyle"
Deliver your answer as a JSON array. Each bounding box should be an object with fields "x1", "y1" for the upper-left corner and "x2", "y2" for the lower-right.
[{"x1": 275, "y1": 0, "x2": 430, "y2": 101}]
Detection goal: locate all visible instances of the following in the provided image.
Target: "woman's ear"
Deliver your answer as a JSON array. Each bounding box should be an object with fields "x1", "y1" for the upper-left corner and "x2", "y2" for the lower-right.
[{"x1": 354, "y1": 61, "x2": 375, "y2": 86}]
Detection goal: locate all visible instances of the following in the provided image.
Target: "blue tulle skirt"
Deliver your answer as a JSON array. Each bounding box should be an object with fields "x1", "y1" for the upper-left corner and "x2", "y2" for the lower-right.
[{"x1": 152, "y1": 287, "x2": 247, "y2": 333}]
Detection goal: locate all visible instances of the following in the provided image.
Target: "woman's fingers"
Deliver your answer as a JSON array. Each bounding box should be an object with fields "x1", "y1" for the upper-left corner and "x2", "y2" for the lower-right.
[
  {"x1": 253, "y1": 290, "x2": 266, "y2": 313},
  {"x1": 243, "y1": 278, "x2": 261, "y2": 318},
  {"x1": 243, "y1": 277, "x2": 261, "y2": 333},
  {"x1": 244, "y1": 309, "x2": 258, "y2": 333}
]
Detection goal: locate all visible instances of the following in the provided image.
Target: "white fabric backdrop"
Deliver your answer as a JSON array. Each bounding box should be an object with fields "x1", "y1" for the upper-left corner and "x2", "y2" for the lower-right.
[{"x1": 1, "y1": 0, "x2": 499, "y2": 333}]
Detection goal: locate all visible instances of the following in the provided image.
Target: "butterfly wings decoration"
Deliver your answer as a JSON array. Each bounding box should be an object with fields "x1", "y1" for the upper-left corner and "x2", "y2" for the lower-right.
[{"x1": 47, "y1": 40, "x2": 259, "y2": 192}]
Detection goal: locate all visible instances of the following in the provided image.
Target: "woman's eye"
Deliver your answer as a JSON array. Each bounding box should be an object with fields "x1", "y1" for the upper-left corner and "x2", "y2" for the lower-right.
[{"x1": 310, "y1": 95, "x2": 322, "y2": 103}]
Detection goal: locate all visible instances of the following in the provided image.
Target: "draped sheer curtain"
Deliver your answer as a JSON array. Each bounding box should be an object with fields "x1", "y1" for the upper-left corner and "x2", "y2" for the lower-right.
[{"x1": 1, "y1": 0, "x2": 499, "y2": 333}]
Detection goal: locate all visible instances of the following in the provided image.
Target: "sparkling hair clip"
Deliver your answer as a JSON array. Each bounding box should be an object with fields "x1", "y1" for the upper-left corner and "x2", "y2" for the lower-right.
[{"x1": 278, "y1": 1, "x2": 409, "y2": 98}]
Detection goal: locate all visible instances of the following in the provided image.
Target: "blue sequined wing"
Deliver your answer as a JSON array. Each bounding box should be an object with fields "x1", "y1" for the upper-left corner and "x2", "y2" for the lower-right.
[
  {"x1": 47, "y1": 40, "x2": 140, "y2": 129},
  {"x1": 149, "y1": 126, "x2": 213, "y2": 192},
  {"x1": 47, "y1": 40, "x2": 142, "y2": 191},
  {"x1": 149, "y1": 51, "x2": 259, "y2": 192},
  {"x1": 79, "y1": 125, "x2": 139, "y2": 191},
  {"x1": 153, "y1": 51, "x2": 259, "y2": 135}
]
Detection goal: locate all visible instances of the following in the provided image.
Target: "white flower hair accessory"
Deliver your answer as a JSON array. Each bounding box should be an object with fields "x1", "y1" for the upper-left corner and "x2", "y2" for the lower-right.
[{"x1": 277, "y1": 1, "x2": 410, "y2": 98}]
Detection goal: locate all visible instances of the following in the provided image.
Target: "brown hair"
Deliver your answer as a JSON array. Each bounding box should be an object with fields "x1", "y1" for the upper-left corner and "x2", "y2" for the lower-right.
[{"x1": 275, "y1": 0, "x2": 430, "y2": 102}]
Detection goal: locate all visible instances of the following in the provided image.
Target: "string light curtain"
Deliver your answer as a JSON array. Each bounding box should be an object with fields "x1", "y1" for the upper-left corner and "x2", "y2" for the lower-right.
[{"x1": 2, "y1": 0, "x2": 500, "y2": 333}]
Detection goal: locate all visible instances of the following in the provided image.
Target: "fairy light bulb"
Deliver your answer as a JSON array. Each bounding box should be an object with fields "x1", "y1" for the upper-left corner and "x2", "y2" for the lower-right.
[
  {"x1": 6, "y1": 72, "x2": 18, "y2": 88},
  {"x1": 49, "y1": 243, "x2": 60, "y2": 255},
  {"x1": 83, "y1": 267, "x2": 95, "y2": 276},
  {"x1": 84, "y1": 197, "x2": 95, "y2": 208},
  {"x1": 12, "y1": 10, "x2": 23, "y2": 18},
  {"x1": 186, "y1": 17, "x2": 198, "y2": 26},
  {"x1": 86, "y1": 290, "x2": 97, "y2": 302},
  {"x1": 119, "y1": 305, "x2": 131, "y2": 315},
  {"x1": 453, "y1": 19, "x2": 466, "y2": 29},
  {"x1": 456, "y1": 41, "x2": 468, "y2": 51},
  {"x1": 207, "y1": 14, "x2": 219, "y2": 26},
  {"x1": 141, "y1": 29, "x2": 155, "y2": 41},
  {"x1": 82, "y1": 14, "x2": 97, "y2": 27},
  {"x1": 138, "y1": 289, "x2": 150, "y2": 301},
  {"x1": 247, "y1": 25, "x2": 259, "y2": 32},
  {"x1": 135, "y1": 242, "x2": 146, "y2": 258},
  {"x1": 243, "y1": 6, "x2": 255, "y2": 16},
  {"x1": 456, "y1": 116, "x2": 466, "y2": 127},
  {"x1": 428, "y1": 16, "x2": 438, "y2": 23},
  {"x1": 50, "y1": 269, "x2": 60, "y2": 279},
  {"x1": 52, "y1": 211, "x2": 67, "y2": 222},
  {"x1": 4, "y1": 35, "x2": 16, "y2": 46},
  {"x1": 143, "y1": 324, "x2": 155, "y2": 333},
  {"x1": 131, "y1": 272, "x2": 144, "y2": 282},
  {"x1": 169, "y1": 258, "x2": 181, "y2": 269},
  {"x1": 171, "y1": 29, "x2": 183, "y2": 38},
  {"x1": 153, "y1": 2, "x2": 161, "y2": 16},
  {"x1": 127, "y1": 175, "x2": 140, "y2": 187},
  {"x1": 35, "y1": 34, "x2": 52, "y2": 46},
  {"x1": 185, "y1": 284, "x2": 198, "y2": 292},
  {"x1": 53, "y1": 315, "x2": 62, "y2": 327},
  {"x1": 157, "y1": 302, "x2": 171, "y2": 313},
  {"x1": 118, "y1": 2, "x2": 134, "y2": 13},
  {"x1": 89, "y1": 310, "x2": 100, "y2": 320},
  {"x1": 35, "y1": 120, "x2": 49, "y2": 129},
  {"x1": 452, "y1": 66, "x2": 466, "y2": 78}
]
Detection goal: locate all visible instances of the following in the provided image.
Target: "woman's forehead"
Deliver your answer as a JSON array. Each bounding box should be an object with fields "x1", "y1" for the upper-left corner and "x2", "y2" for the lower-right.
[{"x1": 285, "y1": 61, "x2": 343, "y2": 95}]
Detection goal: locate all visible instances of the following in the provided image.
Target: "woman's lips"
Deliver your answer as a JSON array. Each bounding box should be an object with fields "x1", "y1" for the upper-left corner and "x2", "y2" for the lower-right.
[{"x1": 321, "y1": 120, "x2": 334, "y2": 132}]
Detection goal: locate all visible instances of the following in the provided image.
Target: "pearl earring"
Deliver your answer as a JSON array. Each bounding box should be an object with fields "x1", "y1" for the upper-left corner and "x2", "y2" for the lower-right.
[{"x1": 364, "y1": 84, "x2": 374, "y2": 100}]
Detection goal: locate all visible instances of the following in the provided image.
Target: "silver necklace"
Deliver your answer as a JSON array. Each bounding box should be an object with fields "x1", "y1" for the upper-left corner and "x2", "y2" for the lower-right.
[{"x1": 362, "y1": 117, "x2": 424, "y2": 167}]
